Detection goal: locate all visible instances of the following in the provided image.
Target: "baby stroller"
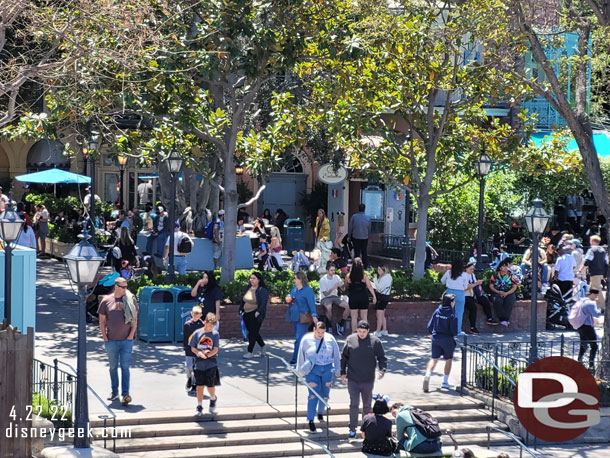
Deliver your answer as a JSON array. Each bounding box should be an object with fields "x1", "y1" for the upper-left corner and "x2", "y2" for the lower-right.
[
  {"x1": 545, "y1": 284, "x2": 576, "y2": 330},
  {"x1": 291, "y1": 250, "x2": 310, "y2": 272}
]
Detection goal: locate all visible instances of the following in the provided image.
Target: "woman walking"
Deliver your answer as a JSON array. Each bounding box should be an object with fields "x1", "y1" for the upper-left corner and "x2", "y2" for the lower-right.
[
  {"x1": 286, "y1": 271, "x2": 318, "y2": 365},
  {"x1": 489, "y1": 259, "x2": 519, "y2": 326},
  {"x1": 296, "y1": 321, "x2": 340, "y2": 433},
  {"x1": 440, "y1": 260, "x2": 471, "y2": 336},
  {"x1": 345, "y1": 258, "x2": 376, "y2": 328},
  {"x1": 33, "y1": 204, "x2": 49, "y2": 257},
  {"x1": 373, "y1": 265, "x2": 392, "y2": 337},
  {"x1": 239, "y1": 272, "x2": 269, "y2": 358}
]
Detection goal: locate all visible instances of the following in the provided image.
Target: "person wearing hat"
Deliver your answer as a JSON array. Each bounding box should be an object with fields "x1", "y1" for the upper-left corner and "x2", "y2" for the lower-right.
[
  {"x1": 489, "y1": 258, "x2": 519, "y2": 326},
  {"x1": 213, "y1": 210, "x2": 225, "y2": 269},
  {"x1": 340, "y1": 320, "x2": 387, "y2": 438},
  {"x1": 163, "y1": 222, "x2": 194, "y2": 275}
]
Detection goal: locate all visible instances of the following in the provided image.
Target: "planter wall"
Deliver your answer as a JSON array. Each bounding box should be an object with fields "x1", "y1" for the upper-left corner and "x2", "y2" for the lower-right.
[{"x1": 216, "y1": 299, "x2": 547, "y2": 339}]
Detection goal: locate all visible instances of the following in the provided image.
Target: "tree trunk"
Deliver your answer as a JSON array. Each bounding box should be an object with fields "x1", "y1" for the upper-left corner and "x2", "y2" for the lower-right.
[
  {"x1": 221, "y1": 160, "x2": 238, "y2": 283},
  {"x1": 413, "y1": 189, "x2": 432, "y2": 280}
]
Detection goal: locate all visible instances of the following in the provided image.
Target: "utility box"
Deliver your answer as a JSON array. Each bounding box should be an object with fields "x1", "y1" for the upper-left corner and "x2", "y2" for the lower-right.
[{"x1": 172, "y1": 286, "x2": 198, "y2": 344}]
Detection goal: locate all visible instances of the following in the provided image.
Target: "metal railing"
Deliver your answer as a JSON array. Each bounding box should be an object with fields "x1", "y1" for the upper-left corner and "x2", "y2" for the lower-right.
[
  {"x1": 486, "y1": 426, "x2": 540, "y2": 458},
  {"x1": 33, "y1": 358, "x2": 76, "y2": 423},
  {"x1": 300, "y1": 437, "x2": 335, "y2": 457},
  {"x1": 53, "y1": 360, "x2": 118, "y2": 452},
  {"x1": 265, "y1": 351, "x2": 331, "y2": 449}
]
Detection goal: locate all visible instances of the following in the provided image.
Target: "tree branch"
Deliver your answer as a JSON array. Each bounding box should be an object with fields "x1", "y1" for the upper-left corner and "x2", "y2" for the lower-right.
[
  {"x1": 429, "y1": 177, "x2": 472, "y2": 198},
  {"x1": 237, "y1": 184, "x2": 266, "y2": 208}
]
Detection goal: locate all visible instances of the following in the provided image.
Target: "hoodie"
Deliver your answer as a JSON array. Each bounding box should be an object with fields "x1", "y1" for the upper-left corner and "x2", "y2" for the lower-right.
[{"x1": 427, "y1": 305, "x2": 458, "y2": 339}]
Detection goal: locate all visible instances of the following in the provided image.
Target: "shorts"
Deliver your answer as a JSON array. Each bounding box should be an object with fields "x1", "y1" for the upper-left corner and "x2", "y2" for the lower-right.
[
  {"x1": 431, "y1": 338, "x2": 456, "y2": 360},
  {"x1": 375, "y1": 293, "x2": 390, "y2": 310},
  {"x1": 320, "y1": 296, "x2": 346, "y2": 308},
  {"x1": 194, "y1": 367, "x2": 221, "y2": 387},
  {"x1": 213, "y1": 242, "x2": 222, "y2": 259}
]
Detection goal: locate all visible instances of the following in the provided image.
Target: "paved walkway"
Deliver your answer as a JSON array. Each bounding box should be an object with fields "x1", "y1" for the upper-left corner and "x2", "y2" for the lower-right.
[{"x1": 33, "y1": 258, "x2": 608, "y2": 456}]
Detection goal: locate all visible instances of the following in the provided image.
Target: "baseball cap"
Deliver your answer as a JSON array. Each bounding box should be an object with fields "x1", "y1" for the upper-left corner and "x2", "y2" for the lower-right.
[
  {"x1": 569, "y1": 238, "x2": 581, "y2": 246},
  {"x1": 357, "y1": 320, "x2": 370, "y2": 330},
  {"x1": 174, "y1": 221, "x2": 180, "y2": 228},
  {"x1": 218, "y1": 209, "x2": 225, "y2": 215}
]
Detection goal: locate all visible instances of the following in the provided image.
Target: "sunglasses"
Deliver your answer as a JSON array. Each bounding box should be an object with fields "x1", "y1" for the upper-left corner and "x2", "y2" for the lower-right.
[{"x1": 116, "y1": 284, "x2": 128, "y2": 289}]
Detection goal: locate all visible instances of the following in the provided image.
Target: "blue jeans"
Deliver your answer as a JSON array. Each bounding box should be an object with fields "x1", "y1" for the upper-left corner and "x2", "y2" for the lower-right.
[
  {"x1": 305, "y1": 364, "x2": 333, "y2": 421},
  {"x1": 446, "y1": 288, "x2": 465, "y2": 335},
  {"x1": 156, "y1": 232, "x2": 169, "y2": 256},
  {"x1": 290, "y1": 322, "x2": 309, "y2": 364},
  {"x1": 104, "y1": 339, "x2": 134, "y2": 396},
  {"x1": 175, "y1": 256, "x2": 187, "y2": 274}
]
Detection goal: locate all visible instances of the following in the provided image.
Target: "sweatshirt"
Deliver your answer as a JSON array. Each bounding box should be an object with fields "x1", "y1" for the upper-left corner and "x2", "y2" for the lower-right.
[
  {"x1": 340, "y1": 333, "x2": 387, "y2": 382},
  {"x1": 183, "y1": 318, "x2": 204, "y2": 357},
  {"x1": 584, "y1": 245, "x2": 609, "y2": 276},
  {"x1": 427, "y1": 305, "x2": 458, "y2": 339}
]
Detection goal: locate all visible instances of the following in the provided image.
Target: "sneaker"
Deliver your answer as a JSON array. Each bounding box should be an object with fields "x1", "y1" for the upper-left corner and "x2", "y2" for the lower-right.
[
  {"x1": 441, "y1": 381, "x2": 453, "y2": 390},
  {"x1": 309, "y1": 420, "x2": 316, "y2": 433},
  {"x1": 209, "y1": 397, "x2": 217, "y2": 413},
  {"x1": 243, "y1": 351, "x2": 254, "y2": 359},
  {"x1": 185, "y1": 379, "x2": 192, "y2": 391},
  {"x1": 468, "y1": 328, "x2": 480, "y2": 335},
  {"x1": 500, "y1": 321, "x2": 509, "y2": 327},
  {"x1": 374, "y1": 331, "x2": 383, "y2": 338},
  {"x1": 381, "y1": 330, "x2": 389, "y2": 336},
  {"x1": 259, "y1": 345, "x2": 267, "y2": 357},
  {"x1": 195, "y1": 405, "x2": 203, "y2": 417},
  {"x1": 318, "y1": 414, "x2": 324, "y2": 422},
  {"x1": 349, "y1": 430, "x2": 356, "y2": 438},
  {"x1": 107, "y1": 392, "x2": 119, "y2": 401},
  {"x1": 121, "y1": 395, "x2": 132, "y2": 405},
  {"x1": 486, "y1": 319, "x2": 499, "y2": 326},
  {"x1": 423, "y1": 375, "x2": 430, "y2": 393}
]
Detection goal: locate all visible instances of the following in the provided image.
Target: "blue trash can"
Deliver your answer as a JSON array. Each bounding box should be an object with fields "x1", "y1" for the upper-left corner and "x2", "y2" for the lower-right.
[
  {"x1": 172, "y1": 286, "x2": 198, "y2": 344},
  {"x1": 138, "y1": 287, "x2": 175, "y2": 343},
  {"x1": 284, "y1": 218, "x2": 305, "y2": 253}
]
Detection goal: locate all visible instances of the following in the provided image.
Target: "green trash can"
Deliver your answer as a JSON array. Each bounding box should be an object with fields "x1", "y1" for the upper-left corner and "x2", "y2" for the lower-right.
[
  {"x1": 138, "y1": 286, "x2": 175, "y2": 343},
  {"x1": 172, "y1": 286, "x2": 198, "y2": 344},
  {"x1": 284, "y1": 218, "x2": 305, "y2": 253}
]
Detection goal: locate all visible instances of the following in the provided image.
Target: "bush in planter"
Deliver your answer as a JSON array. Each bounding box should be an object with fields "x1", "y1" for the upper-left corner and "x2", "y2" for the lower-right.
[
  {"x1": 47, "y1": 222, "x2": 79, "y2": 243},
  {"x1": 32, "y1": 392, "x2": 72, "y2": 428},
  {"x1": 474, "y1": 364, "x2": 523, "y2": 398}
]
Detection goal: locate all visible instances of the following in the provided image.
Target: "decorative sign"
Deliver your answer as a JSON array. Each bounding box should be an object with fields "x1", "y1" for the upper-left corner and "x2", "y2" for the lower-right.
[{"x1": 318, "y1": 163, "x2": 348, "y2": 184}]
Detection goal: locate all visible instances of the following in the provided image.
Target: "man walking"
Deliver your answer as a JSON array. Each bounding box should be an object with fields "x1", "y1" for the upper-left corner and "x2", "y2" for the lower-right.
[
  {"x1": 213, "y1": 210, "x2": 225, "y2": 269},
  {"x1": 340, "y1": 320, "x2": 387, "y2": 438},
  {"x1": 98, "y1": 277, "x2": 138, "y2": 405},
  {"x1": 163, "y1": 222, "x2": 194, "y2": 275},
  {"x1": 578, "y1": 235, "x2": 608, "y2": 310},
  {"x1": 348, "y1": 204, "x2": 371, "y2": 267}
]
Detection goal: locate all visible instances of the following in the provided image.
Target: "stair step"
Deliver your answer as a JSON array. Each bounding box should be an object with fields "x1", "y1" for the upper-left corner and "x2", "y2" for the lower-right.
[
  {"x1": 90, "y1": 400, "x2": 485, "y2": 428},
  {"x1": 92, "y1": 409, "x2": 492, "y2": 441},
  {"x1": 115, "y1": 433, "x2": 512, "y2": 457}
]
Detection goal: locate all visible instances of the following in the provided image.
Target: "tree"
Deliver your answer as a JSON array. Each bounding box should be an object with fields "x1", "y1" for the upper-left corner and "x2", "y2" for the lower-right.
[{"x1": 507, "y1": 0, "x2": 610, "y2": 378}]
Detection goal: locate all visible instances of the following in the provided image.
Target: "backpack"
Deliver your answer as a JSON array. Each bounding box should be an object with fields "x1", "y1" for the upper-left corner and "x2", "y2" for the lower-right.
[
  {"x1": 204, "y1": 221, "x2": 215, "y2": 239},
  {"x1": 178, "y1": 235, "x2": 192, "y2": 253},
  {"x1": 410, "y1": 408, "x2": 442, "y2": 439},
  {"x1": 568, "y1": 299, "x2": 587, "y2": 329}
]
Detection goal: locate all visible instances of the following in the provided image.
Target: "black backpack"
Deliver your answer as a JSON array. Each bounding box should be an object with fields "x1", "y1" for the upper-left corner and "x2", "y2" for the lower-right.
[
  {"x1": 410, "y1": 408, "x2": 442, "y2": 439},
  {"x1": 178, "y1": 235, "x2": 192, "y2": 253}
]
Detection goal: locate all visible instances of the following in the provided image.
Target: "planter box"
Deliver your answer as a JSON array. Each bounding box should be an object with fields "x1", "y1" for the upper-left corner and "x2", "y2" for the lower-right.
[
  {"x1": 48, "y1": 239, "x2": 72, "y2": 259},
  {"x1": 216, "y1": 299, "x2": 547, "y2": 339}
]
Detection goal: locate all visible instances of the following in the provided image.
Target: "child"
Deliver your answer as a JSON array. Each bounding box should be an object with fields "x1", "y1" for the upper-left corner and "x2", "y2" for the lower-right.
[
  {"x1": 423, "y1": 294, "x2": 458, "y2": 392},
  {"x1": 183, "y1": 305, "x2": 204, "y2": 394},
  {"x1": 189, "y1": 313, "x2": 221, "y2": 416}
]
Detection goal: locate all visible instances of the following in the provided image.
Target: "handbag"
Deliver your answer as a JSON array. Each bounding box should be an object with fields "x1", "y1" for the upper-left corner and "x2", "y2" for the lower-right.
[
  {"x1": 299, "y1": 336, "x2": 325, "y2": 376},
  {"x1": 299, "y1": 312, "x2": 313, "y2": 324}
]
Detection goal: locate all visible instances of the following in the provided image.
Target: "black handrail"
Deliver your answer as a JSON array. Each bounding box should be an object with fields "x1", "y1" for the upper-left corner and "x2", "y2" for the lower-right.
[
  {"x1": 486, "y1": 426, "x2": 540, "y2": 458},
  {"x1": 265, "y1": 351, "x2": 331, "y2": 450},
  {"x1": 300, "y1": 437, "x2": 335, "y2": 457}
]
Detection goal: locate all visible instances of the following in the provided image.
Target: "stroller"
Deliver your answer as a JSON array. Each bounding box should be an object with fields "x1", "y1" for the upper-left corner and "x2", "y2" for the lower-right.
[
  {"x1": 291, "y1": 250, "x2": 310, "y2": 272},
  {"x1": 545, "y1": 284, "x2": 578, "y2": 330}
]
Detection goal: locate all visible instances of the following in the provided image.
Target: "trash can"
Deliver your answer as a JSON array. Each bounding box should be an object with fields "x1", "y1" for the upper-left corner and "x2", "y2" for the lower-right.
[
  {"x1": 138, "y1": 286, "x2": 175, "y2": 343},
  {"x1": 284, "y1": 218, "x2": 305, "y2": 253},
  {"x1": 172, "y1": 286, "x2": 198, "y2": 344}
]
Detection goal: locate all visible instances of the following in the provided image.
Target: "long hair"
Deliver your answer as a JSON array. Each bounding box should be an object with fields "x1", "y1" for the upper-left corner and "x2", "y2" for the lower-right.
[
  {"x1": 350, "y1": 260, "x2": 365, "y2": 283},
  {"x1": 294, "y1": 270, "x2": 309, "y2": 287},
  {"x1": 204, "y1": 270, "x2": 218, "y2": 290},
  {"x1": 270, "y1": 225, "x2": 282, "y2": 244},
  {"x1": 119, "y1": 226, "x2": 133, "y2": 246},
  {"x1": 450, "y1": 259, "x2": 464, "y2": 280},
  {"x1": 316, "y1": 209, "x2": 326, "y2": 235},
  {"x1": 250, "y1": 271, "x2": 266, "y2": 289}
]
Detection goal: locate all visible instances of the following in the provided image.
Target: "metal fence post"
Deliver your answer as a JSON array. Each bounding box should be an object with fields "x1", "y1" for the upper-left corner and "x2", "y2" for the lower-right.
[
  {"x1": 560, "y1": 333, "x2": 565, "y2": 357},
  {"x1": 266, "y1": 355, "x2": 270, "y2": 405},
  {"x1": 460, "y1": 334, "x2": 467, "y2": 395},
  {"x1": 492, "y1": 345, "x2": 498, "y2": 421},
  {"x1": 53, "y1": 358, "x2": 59, "y2": 402}
]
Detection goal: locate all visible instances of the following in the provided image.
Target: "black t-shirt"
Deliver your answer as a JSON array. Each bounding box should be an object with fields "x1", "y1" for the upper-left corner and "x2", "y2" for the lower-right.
[
  {"x1": 196, "y1": 285, "x2": 222, "y2": 319},
  {"x1": 361, "y1": 413, "x2": 392, "y2": 441}
]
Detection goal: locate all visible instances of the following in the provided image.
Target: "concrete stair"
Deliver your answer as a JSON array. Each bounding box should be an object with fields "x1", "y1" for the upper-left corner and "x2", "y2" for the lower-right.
[{"x1": 90, "y1": 398, "x2": 514, "y2": 457}]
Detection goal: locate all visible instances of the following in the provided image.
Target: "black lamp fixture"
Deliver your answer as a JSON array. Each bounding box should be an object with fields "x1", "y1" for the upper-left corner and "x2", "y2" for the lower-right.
[
  {"x1": 524, "y1": 198, "x2": 551, "y2": 364},
  {"x1": 0, "y1": 202, "x2": 23, "y2": 326},
  {"x1": 165, "y1": 155, "x2": 184, "y2": 283},
  {"x1": 475, "y1": 150, "x2": 493, "y2": 270},
  {"x1": 64, "y1": 225, "x2": 104, "y2": 448}
]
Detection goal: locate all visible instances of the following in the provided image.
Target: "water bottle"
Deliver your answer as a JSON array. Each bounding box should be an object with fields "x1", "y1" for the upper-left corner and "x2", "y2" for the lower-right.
[{"x1": 452, "y1": 451, "x2": 463, "y2": 458}]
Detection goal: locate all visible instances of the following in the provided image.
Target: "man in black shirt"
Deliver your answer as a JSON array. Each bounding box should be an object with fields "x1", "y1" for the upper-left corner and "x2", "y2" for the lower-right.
[{"x1": 326, "y1": 248, "x2": 348, "y2": 273}]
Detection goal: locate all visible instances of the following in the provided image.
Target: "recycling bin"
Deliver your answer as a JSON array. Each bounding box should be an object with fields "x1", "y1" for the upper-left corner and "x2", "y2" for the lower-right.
[
  {"x1": 284, "y1": 218, "x2": 305, "y2": 253},
  {"x1": 138, "y1": 287, "x2": 175, "y2": 343},
  {"x1": 172, "y1": 286, "x2": 198, "y2": 344}
]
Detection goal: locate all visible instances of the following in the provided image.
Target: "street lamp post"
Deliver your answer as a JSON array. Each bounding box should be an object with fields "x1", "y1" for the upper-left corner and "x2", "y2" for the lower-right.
[
  {"x1": 118, "y1": 155, "x2": 128, "y2": 209},
  {"x1": 166, "y1": 156, "x2": 183, "y2": 283},
  {"x1": 524, "y1": 198, "x2": 551, "y2": 364},
  {"x1": 64, "y1": 224, "x2": 104, "y2": 448},
  {"x1": 475, "y1": 151, "x2": 493, "y2": 271},
  {"x1": 0, "y1": 203, "x2": 24, "y2": 326},
  {"x1": 87, "y1": 130, "x2": 100, "y2": 238}
]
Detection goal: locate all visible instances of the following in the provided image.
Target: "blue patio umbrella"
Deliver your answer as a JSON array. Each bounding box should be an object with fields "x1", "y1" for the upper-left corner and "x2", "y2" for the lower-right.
[
  {"x1": 15, "y1": 168, "x2": 91, "y2": 184},
  {"x1": 530, "y1": 130, "x2": 610, "y2": 157}
]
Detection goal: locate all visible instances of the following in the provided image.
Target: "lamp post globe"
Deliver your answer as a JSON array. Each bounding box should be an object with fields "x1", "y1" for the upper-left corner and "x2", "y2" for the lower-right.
[
  {"x1": 524, "y1": 198, "x2": 551, "y2": 364},
  {"x1": 87, "y1": 130, "x2": 100, "y2": 154},
  {"x1": 0, "y1": 206, "x2": 24, "y2": 243},
  {"x1": 65, "y1": 228, "x2": 104, "y2": 448},
  {"x1": 167, "y1": 156, "x2": 184, "y2": 174},
  {"x1": 475, "y1": 152, "x2": 493, "y2": 177}
]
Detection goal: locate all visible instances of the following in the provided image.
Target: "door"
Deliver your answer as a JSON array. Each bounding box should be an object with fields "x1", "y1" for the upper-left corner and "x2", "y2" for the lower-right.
[{"x1": 259, "y1": 173, "x2": 307, "y2": 223}]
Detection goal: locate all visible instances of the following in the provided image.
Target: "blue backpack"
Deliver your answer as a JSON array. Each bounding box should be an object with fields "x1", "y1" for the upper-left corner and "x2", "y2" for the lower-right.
[{"x1": 204, "y1": 221, "x2": 215, "y2": 239}]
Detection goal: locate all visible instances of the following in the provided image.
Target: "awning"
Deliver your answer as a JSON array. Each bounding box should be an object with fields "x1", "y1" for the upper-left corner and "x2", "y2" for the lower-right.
[{"x1": 530, "y1": 130, "x2": 610, "y2": 157}]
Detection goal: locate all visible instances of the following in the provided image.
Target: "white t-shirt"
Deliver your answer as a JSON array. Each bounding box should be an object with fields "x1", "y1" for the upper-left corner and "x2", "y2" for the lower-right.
[
  {"x1": 165, "y1": 231, "x2": 191, "y2": 255},
  {"x1": 373, "y1": 274, "x2": 392, "y2": 295},
  {"x1": 441, "y1": 271, "x2": 469, "y2": 291},
  {"x1": 319, "y1": 275, "x2": 343, "y2": 300}
]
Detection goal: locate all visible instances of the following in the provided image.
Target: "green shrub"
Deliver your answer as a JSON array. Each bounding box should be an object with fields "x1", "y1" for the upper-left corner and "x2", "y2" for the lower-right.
[
  {"x1": 48, "y1": 222, "x2": 79, "y2": 243},
  {"x1": 32, "y1": 392, "x2": 73, "y2": 427},
  {"x1": 408, "y1": 276, "x2": 445, "y2": 301},
  {"x1": 474, "y1": 364, "x2": 523, "y2": 397},
  {"x1": 221, "y1": 280, "x2": 246, "y2": 304}
]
